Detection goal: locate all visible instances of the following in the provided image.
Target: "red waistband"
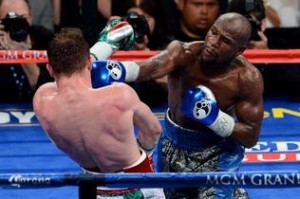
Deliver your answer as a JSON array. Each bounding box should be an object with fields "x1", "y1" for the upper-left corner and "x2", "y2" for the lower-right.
[
  {"x1": 83, "y1": 153, "x2": 153, "y2": 173},
  {"x1": 123, "y1": 154, "x2": 153, "y2": 173}
]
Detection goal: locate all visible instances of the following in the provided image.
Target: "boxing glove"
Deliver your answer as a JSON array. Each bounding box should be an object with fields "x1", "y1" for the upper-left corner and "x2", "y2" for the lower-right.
[
  {"x1": 181, "y1": 85, "x2": 235, "y2": 138},
  {"x1": 90, "y1": 19, "x2": 135, "y2": 60},
  {"x1": 91, "y1": 60, "x2": 140, "y2": 88}
]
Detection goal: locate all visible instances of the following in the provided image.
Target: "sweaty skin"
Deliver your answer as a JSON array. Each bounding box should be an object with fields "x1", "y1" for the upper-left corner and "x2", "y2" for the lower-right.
[
  {"x1": 33, "y1": 77, "x2": 161, "y2": 172},
  {"x1": 136, "y1": 13, "x2": 264, "y2": 148}
]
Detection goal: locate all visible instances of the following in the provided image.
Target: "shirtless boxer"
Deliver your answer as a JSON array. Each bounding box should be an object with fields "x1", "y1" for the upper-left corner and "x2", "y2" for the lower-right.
[
  {"x1": 33, "y1": 28, "x2": 165, "y2": 199},
  {"x1": 92, "y1": 12, "x2": 264, "y2": 198}
]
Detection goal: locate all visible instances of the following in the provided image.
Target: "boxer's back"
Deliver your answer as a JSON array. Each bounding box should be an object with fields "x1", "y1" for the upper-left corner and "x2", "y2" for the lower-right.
[{"x1": 33, "y1": 82, "x2": 141, "y2": 172}]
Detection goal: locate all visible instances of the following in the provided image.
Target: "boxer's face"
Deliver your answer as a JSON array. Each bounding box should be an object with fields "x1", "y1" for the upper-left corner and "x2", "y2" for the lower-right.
[{"x1": 202, "y1": 16, "x2": 245, "y2": 64}]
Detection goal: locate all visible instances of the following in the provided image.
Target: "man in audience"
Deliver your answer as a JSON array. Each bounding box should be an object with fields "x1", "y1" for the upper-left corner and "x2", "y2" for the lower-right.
[{"x1": 0, "y1": 0, "x2": 53, "y2": 101}]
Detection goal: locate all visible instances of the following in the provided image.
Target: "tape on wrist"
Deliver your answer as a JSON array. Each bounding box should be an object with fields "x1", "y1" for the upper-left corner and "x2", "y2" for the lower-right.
[
  {"x1": 208, "y1": 110, "x2": 235, "y2": 138},
  {"x1": 137, "y1": 138, "x2": 154, "y2": 155},
  {"x1": 90, "y1": 42, "x2": 113, "y2": 60},
  {"x1": 123, "y1": 61, "x2": 140, "y2": 82}
]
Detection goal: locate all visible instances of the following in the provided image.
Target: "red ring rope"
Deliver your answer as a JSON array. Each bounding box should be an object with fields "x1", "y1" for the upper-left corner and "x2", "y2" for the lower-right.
[{"x1": 0, "y1": 49, "x2": 300, "y2": 64}]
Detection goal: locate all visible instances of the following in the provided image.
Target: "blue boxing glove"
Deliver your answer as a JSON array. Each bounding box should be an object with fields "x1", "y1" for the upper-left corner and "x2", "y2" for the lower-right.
[
  {"x1": 91, "y1": 59, "x2": 140, "y2": 88},
  {"x1": 181, "y1": 85, "x2": 235, "y2": 138},
  {"x1": 90, "y1": 19, "x2": 135, "y2": 60}
]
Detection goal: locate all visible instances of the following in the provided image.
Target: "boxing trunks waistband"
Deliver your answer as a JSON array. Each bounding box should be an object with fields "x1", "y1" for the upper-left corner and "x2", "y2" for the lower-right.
[
  {"x1": 164, "y1": 109, "x2": 225, "y2": 151},
  {"x1": 82, "y1": 149, "x2": 152, "y2": 196}
]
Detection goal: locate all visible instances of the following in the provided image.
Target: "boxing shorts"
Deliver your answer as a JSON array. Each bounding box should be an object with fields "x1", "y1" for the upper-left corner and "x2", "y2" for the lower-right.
[
  {"x1": 81, "y1": 149, "x2": 165, "y2": 199},
  {"x1": 155, "y1": 109, "x2": 249, "y2": 199}
]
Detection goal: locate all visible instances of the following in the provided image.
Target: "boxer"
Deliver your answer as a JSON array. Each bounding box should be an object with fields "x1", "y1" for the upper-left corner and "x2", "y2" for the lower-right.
[
  {"x1": 33, "y1": 26, "x2": 165, "y2": 198},
  {"x1": 91, "y1": 12, "x2": 264, "y2": 198}
]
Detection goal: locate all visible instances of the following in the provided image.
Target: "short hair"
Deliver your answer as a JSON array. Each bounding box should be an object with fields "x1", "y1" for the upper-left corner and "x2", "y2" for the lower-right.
[{"x1": 47, "y1": 28, "x2": 90, "y2": 77}]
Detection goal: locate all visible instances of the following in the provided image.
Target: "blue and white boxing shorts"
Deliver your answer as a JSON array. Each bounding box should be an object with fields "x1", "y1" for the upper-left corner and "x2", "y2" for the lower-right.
[{"x1": 156, "y1": 110, "x2": 249, "y2": 199}]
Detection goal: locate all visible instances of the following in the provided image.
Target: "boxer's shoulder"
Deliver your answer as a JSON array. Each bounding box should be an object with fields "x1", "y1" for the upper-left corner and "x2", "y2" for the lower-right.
[
  {"x1": 96, "y1": 82, "x2": 140, "y2": 107},
  {"x1": 33, "y1": 82, "x2": 57, "y2": 104},
  {"x1": 235, "y1": 56, "x2": 262, "y2": 79}
]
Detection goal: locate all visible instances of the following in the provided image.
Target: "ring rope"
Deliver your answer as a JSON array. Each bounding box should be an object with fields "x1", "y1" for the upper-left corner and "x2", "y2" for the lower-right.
[
  {"x1": 1, "y1": 171, "x2": 300, "y2": 189},
  {"x1": 1, "y1": 50, "x2": 300, "y2": 64}
]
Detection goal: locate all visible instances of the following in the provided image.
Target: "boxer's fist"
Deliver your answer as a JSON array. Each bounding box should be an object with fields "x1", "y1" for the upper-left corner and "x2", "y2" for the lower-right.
[
  {"x1": 90, "y1": 19, "x2": 135, "y2": 60},
  {"x1": 181, "y1": 85, "x2": 235, "y2": 138},
  {"x1": 91, "y1": 60, "x2": 140, "y2": 88},
  {"x1": 181, "y1": 86, "x2": 218, "y2": 125},
  {"x1": 91, "y1": 60, "x2": 126, "y2": 87},
  {"x1": 98, "y1": 19, "x2": 135, "y2": 51}
]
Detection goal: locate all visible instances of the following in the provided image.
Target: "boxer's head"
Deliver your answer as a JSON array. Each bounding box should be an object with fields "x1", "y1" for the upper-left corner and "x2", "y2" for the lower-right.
[
  {"x1": 47, "y1": 28, "x2": 90, "y2": 78},
  {"x1": 201, "y1": 12, "x2": 251, "y2": 65}
]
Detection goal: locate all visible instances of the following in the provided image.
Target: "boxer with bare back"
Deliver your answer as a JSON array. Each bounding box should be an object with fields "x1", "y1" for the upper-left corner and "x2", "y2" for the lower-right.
[
  {"x1": 33, "y1": 27, "x2": 165, "y2": 199},
  {"x1": 92, "y1": 12, "x2": 264, "y2": 198}
]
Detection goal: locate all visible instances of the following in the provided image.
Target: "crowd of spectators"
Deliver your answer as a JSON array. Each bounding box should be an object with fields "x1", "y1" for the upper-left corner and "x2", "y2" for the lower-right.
[
  {"x1": 0, "y1": 0, "x2": 299, "y2": 103},
  {"x1": 0, "y1": 0, "x2": 53, "y2": 102}
]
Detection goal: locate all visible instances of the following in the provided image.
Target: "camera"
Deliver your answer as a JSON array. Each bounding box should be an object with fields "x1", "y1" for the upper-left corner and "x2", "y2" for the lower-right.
[
  {"x1": 244, "y1": 0, "x2": 265, "y2": 41},
  {"x1": 246, "y1": 14, "x2": 261, "y2": 41},
  {"x1": 1, "y1": 12, "x2": 30, "y2": 42},
  {"x1": 228, "y1": 0, "x2": 265, "y2": 41},
  {"x1": 122, "y1": 11, "x2": 150, "y2": 43}
]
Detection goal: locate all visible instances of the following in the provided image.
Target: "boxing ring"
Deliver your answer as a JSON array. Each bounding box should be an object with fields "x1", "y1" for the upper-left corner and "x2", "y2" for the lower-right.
[{"x1": 0, "y1": 50, "x2": 300, "y2": 198}]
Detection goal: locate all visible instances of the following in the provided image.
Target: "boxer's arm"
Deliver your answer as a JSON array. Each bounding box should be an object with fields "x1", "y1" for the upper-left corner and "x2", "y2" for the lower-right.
[
  {"x1": 230, "y1": 71, "x2": 264, "y2": 148},
  {"x1": 91, "y1": 40, "x2": 193, "y2": 86},
  {"x1": 136, "y1": 40, "x2": 190, "y2": 81},
  {"x1": 132, "y1": 99, "x2": 162, "y2": 153},
  {"x1": 114, "y1": 84, "x2": 161, "y2": 155}
]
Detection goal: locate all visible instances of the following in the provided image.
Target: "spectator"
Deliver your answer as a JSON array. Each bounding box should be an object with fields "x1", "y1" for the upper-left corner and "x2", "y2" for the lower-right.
[
  {"x1": 126, "y1": 0, "x2": 170, "y2": 108},
  {"x1": 165, "y1": 0, "x2": 228, "y2": 42},
  {"x1": 0, "y1": 0, "x2": 54, "y2": 102},
  {"x1": 97, "y1": 0, "x2": 132, "y2": 19},
  {"x1": 262, "y1": 0, "x2": 281, "y2": 27},
  {"x1": 88, "y1": 0, "x2": 133, "y2": 47},
  {"x1": 228, "y1": 0, "x2": 269, "y2": 49},
  {"x1": 81, "y1": 0, "x2": 107, "y2": 46},
  {"x1": 97, "y1": 0, "x2": 169, "y2": 49},
  {"x1": 51, "y1": 0, "x2": 82, "y2": 32},
  {"x1": 265, "y1": 0, "x2": 299, "y2": 28},
  {"x1": 98, "y1": 0, "x2": 169, "y2": 108},
  {"x1": 28, "y1": 0, "x2": 55, "y2": 32},
  {"x1": 126, "y1": 0, "x2": 169, "y2": 50},
  {"x1": 228, "y1": 0, "x2": 300, "y2": 101}
]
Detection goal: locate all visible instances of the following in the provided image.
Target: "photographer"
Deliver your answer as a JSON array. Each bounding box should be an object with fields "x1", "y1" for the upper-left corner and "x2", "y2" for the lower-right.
[
  {"x1": 125, "y1": 1, "x2": 170, "y2": 108},
  {"x1": 97, "y1": 0, "x2": 169, "y2": 108},
  {"x1": 0, "y1": 0, "x2": 53, "y2": 102},
  {"x1": 228, "y1": 0, "x2": 268, "y2": 49},
  {"x1": 228, "y1": 0, "x2": 300, "y2": 101}
]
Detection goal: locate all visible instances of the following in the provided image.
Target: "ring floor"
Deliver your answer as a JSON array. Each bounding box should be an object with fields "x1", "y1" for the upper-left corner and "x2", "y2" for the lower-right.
[{"x1": 0, "y1": 97, "x2": 299, "y2": 199}]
